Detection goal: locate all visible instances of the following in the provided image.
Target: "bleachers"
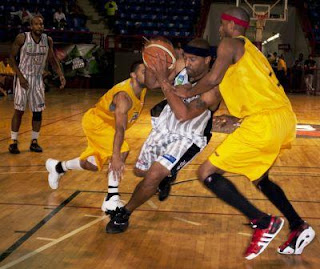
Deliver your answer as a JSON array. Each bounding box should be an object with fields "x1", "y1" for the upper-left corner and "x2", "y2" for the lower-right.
[
  {"x1": 0, "y1": 0, "x2": 87, "y2": 31},
  {"x1": 97, "y1": 0, "x2": 201, "y2": 37},
  {"x1": 305, "y1": 0, "x2": 320, "y2": 54}
]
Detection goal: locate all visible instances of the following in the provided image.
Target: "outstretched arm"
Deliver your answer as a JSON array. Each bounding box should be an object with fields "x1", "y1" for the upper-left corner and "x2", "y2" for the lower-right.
[
  {"x1": 9, "y1": 33, "x2": 29, "y2": 90},
  {"x1": 47, "y1": 37, "x2": 66, "y2": 89},
  {"x1": 109, "y1": 91, "x2": 132, "y2": 181},
  {"x1": 174, "y1": 38, "x2": 235, "y2": 98}
]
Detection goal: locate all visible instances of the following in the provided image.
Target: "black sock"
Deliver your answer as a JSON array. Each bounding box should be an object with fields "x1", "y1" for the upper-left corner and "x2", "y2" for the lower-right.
[
  {"x1": 257, "y1": 174, "x2": 304, "y2": 230},
  {"x1": 204, "y1": 174, "x2": 268, "y2": 227},
  {"x1": 55, "y1": 162, "x2": 65, "y2": 174}
]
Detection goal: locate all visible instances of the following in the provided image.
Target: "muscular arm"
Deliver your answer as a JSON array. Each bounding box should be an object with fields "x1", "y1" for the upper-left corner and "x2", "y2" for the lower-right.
[
  {"x1": 9, "y1": 33, "x2": 26, "y2": 81},
  {"x1": 176, "y1": 38, "x2": 236, "y2": 97},
  {"x1": 160, "y1": 80, "x2": 222, "y2": 121},
  {"x1": 47, "y1": 37, "x2": 66, "y2": 88},
  {"x1": 109, "y1": 91, "x2": 132, "y2": 179}
]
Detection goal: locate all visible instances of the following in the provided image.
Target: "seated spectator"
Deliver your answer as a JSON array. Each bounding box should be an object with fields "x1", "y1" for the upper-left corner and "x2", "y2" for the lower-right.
[
  {"x1": 104, "y1": 0, "x2": 118, "y2": 32},
  {"x1": 70, "y1": 4, "x2": 87, "y2": 29},
  {"x1": 54, "y1": 7, "x2": 67, "y2": 29},
  {"x1": 11, "y1": 7, "x2": 32, "y2": 28},
  {"x1": 32, "y1": 7, "x2": 43, "y2": 17}
]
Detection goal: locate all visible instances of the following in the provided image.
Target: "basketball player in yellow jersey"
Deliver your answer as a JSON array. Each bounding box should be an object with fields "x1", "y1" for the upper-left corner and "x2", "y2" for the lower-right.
[
  {"x1": 155, "y1": 7, "x2": 315, "y2": 260},
  {"x1": 46, "y1": 61, "x2": 146, "y2": 213}
]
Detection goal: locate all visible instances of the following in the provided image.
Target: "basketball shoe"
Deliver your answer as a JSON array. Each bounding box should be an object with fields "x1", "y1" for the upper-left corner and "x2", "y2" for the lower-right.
[
  {"x1": 9, "y1": 140, "x2": 20, "y2": 154},
  {"x1": 278, "y1": 222, "x2": 315, "y2": 255},
  {"x1": 101, "y1": 195, "x2": 124, "y2": 214},
  {"x1": 106, "y1": 207, "x2": 131, "y2": 234},
  {"x1": 158, "y1": 174, "x2": 176, "y2": 201},
  {"x1": 244, "y1": 216, "x2": 284, "y2": 260},
  {"x1": 30, "y1": 139, "x2": 43, "y2": 152},
  {"x1": 46, "y1": 158, "x2": 64, "y2": 189}
]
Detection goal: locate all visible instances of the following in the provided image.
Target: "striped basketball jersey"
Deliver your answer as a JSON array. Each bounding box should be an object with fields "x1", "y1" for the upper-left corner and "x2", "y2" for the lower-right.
[
  {"x1": 18, "y1": 32, "x2": 49, "y2": 76},
  {"x1": 93, "y1": 78, "x2": 147, "y2": 129},
  {"x1": 219, "y1": 36, "x2": 294, "y2": 118},
  {"x1": 156, "y1": 68, "x2": 213, "y2": 147}
]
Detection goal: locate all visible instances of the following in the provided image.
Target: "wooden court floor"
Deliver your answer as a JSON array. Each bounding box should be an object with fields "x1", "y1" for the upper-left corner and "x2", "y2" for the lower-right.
[{"x1": 0, "y1": 88, "x2": 319, "y2": 269}]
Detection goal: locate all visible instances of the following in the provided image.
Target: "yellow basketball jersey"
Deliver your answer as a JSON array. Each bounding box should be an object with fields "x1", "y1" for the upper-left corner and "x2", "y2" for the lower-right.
[
  {"x1": 93, "y1": 78, "x2": 147, "y2": 129},
  {"x1": 219, "y1": 36, "x2": 293, "y2": 118}
]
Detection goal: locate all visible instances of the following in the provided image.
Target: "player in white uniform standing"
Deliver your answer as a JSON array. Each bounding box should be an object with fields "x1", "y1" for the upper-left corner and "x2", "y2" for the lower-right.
[
  {"x1": 9, "y1": 15, "x2": 65, "y2": 154},
  {"x1": 106, "y1": 38, "x2": 222, "y2": 233}
]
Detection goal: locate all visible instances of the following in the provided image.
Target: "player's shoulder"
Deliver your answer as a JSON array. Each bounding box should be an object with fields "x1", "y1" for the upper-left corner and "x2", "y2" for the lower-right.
[{"x1": 15, "y1": 33, "x2": 27, "y2": 44}]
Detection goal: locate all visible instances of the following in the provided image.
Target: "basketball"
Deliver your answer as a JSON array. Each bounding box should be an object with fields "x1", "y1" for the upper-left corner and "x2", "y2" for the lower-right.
[{"x1": 142, "y1": 38, "x2": 176, "y2": 70}]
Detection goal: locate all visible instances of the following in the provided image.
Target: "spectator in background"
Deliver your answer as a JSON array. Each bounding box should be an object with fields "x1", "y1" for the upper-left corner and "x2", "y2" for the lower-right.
[
  {"x1": 304, "y1": 54, "x2": 317, "y2": 95},
  {"x1": 11, "y1": 7, "x2": 32, "y2": 28},
  {"x1": 32, "y1": 7, "x2": 43, "y2": 17},
  {"x1": 291, "y1": 53, "x2": 304, "y2": 92},
  {"x1": 270, "y1": 52, "x2": 278, "y2": 73},
  {"x1": 53, "y1": 7, "x2": 67, "y2": 29},
  {"x1": 105, "y1": 0, "x2": 118, "y2": 32},
  {"x1": 277, "y1": 54, "x2": 287, "y2": 89}
]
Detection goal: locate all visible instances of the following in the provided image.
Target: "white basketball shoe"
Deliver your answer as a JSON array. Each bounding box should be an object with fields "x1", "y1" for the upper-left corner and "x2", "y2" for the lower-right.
[
  {"x1": 101, "y1": 195, "x2": 124, "y2": 213},
  {"x1": 46, "y1": 158, "x2": 64, "y2": 189}
]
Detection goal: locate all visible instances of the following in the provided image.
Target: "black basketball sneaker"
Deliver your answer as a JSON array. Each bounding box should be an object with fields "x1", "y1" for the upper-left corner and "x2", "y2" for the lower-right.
[
  {"x1": 30, "y1": 139, "x2": 43, "y2": 152},
  {"x1": 106, "y1": 207, "x2": 131, "y2": 234}
]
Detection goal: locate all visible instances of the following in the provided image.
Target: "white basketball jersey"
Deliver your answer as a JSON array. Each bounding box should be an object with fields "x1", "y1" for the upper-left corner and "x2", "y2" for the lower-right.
[
  {"x1": 156, "y1": 68, "x2": 213, "y2": 147},
  {"x1": 18, "y1": 32, "x2": 49, "y2": 76}
]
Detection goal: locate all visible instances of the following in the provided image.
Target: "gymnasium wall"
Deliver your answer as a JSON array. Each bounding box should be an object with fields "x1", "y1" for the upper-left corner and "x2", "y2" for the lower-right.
[{"x1": 203, "y1": 3, "x2": 310, "y2": 65}]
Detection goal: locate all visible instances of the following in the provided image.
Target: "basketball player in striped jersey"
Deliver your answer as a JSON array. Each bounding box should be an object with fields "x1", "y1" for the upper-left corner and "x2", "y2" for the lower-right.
[
  {"x1": 46, "y1": 61, "x2": 147, "y2": 213},
  {"x1": 9, "y1": 15, "x2": 65, "y2": 154},
  {"x1": 163, "y1": 7, "x2": 315, "y2": 259},
  {"x1": 106, "y1": 38, "x2": 222, "y2": 234}
]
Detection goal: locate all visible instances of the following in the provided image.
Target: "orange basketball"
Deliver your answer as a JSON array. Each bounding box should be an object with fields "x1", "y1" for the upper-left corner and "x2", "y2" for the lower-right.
[{"x1": 142, "y1": 38, "x2": 176, "y2": 70}]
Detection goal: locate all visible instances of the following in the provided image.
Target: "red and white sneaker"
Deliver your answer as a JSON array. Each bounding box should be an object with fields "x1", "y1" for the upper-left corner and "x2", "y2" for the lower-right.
[
  {"x1": 244, "y1": 216, "x2": 284, "y2": 260},
  {"x1": 278, "y1": 222, "x2": 315, "y2": 255}
]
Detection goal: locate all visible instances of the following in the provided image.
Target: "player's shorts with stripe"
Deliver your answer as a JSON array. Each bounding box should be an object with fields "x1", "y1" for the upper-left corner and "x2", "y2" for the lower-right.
[
  {"x1": 136, "y1": 129, "x2": 208, "y2": 175},
  {"x1": 14, "y1": 75, "x2": 45, "y2": 112},
  {"x1": 79, "y1": 108, "x2": 130, "y2": 171},
  {"x1": 208, "y1": 107, "x2": 296, "y2": 181}
]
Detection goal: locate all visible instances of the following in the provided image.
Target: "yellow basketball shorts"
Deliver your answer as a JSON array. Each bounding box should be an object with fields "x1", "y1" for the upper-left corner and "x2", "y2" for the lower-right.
[
  {"x1": 79, "y1": 109, "x2": 129, "y2": 171},
  {"x1": 209, "y1": 107, "x2": 297, "y2": 181}
]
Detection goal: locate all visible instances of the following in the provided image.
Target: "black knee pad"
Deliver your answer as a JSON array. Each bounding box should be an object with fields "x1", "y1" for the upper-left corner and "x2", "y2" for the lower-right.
[
  {"x1": 256, "y1": 173, "x2": 269, "y2": 189},
  {"x1": 203, "y1": 173, "x2": 226, "y2": 189},
  {"x1": 32, "y1": 112, "x2": 42, "y2": 122}
]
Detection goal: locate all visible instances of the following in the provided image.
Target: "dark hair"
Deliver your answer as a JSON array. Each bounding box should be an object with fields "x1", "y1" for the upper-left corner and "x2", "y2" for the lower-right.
[{"x1": 130, "y1": 60, "x2": 143, "y2": 73}]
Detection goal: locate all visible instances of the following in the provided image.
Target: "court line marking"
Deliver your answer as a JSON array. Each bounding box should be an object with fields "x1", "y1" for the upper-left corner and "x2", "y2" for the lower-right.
[
  {"x1": 0, "y1": 191, "x2": 80, "y2": 263},
  {"x1": 36, "y1": 237, "x2": 55, "y2": 241},
  {"x1": 0, "y1": 216, "x2": 107, "y2": 269},
  {"x1": 172, "y1": 216, "x2": 201, "y2": 226},
  {"x1": 147, "y1": 200, "x2": 158, "y2": 209}
]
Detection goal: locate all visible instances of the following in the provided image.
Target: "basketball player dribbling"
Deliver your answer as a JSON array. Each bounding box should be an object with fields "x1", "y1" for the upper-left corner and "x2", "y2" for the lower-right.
[
  {"x1": 106, "y1": 38, "x2": 222, "y2": 234},
  {"x1": 46, "y1": 61, "x2": 147, "y2": 214},
  {"x1": 8, "y1": 15, "x2": 65, "y2": 154},
  {"x1": 159, "y1": 7, "x2": 315, "y2": 260}
]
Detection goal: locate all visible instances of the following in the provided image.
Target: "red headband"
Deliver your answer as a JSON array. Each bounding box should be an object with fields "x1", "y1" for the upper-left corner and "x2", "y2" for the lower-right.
[{"x1": 221, "y1": 13, "x2": 249, "y2": 28}]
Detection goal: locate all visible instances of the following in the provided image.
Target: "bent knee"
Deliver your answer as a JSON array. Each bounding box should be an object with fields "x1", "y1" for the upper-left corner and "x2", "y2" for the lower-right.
[
  {"x1": 197, "y1": 161, "x2": 224, "y2": 182},
  {"x1": 133, "y1": 167, "x2": 147, "y2": 177}
]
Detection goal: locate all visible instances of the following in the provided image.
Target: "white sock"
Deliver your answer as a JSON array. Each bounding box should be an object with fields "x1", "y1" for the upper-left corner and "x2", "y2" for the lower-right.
[
  {"x1": 107, "y1": 172, "x2": 119, "y2": 198},
  {"x1": 11, "y1": 131, "x2": 18, "y2": 140},
  {"x1": 63, "y1": 158, "x2": 84, "y2": 171},
  {"x1": 31, "y1": 131, "x2": 39, "y2": 140}
]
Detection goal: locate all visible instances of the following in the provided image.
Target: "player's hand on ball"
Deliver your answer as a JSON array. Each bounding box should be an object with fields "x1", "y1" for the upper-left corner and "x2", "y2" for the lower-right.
[{"x1": 149, "y1": 52, "x2": 170, "y2": 84}]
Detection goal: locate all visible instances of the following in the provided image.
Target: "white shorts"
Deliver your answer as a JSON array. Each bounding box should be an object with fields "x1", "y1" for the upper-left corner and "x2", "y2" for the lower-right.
[
  {"x1": 136, "y1": 129, "x2": 204, "y2": 175},
  {"x1": 14, "y1": 75, "x2": 45, "y2": 112}
]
